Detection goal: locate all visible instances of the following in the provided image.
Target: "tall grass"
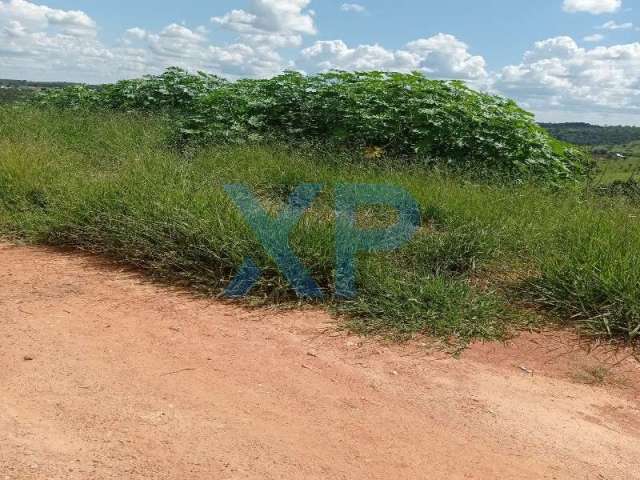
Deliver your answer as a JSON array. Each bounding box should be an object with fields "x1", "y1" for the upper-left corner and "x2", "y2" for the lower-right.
[{"x1": 1, "y1": 107, "x2": 638, "y2": 344}]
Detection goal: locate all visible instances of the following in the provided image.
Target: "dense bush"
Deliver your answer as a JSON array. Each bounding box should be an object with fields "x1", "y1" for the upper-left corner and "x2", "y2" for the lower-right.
[
  {"x1": 30, "y1": 84, "x2": 101, "y2": 109},
  {"x1": 99, "y1": 68, "x2": 226, "y2": 112},
  {"x1": 32, "y1": 68, "x2": 588, "y2": 182},
  {"x1": 31, "y1": 67, "x2": 226, "y2": 112}
]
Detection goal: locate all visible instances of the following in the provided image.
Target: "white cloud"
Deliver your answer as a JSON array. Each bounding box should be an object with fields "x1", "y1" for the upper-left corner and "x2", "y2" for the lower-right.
[
  {"x1": 340, "y1": 3, "x2": 366, "y2": 13},
  {"x1": 0, "y1": 0, "x2": 96, "y2": 36},
  {"x1": 0, "y1": 0, "x2": 110, "y2": 81},
  {"x1": 124, "y1": 27, "x2": 147, "y2": 41},
  {"x1": 406, "y1": 34, "x2": 488, "y2": 80},
  {"x1": 300, "y1": 40, "x2": 417, "y2": 71},
  {"x1": 562, "y1": 0, "x2": 622, "y2": 14},
  {"x1": 0, "y1": 0, "x2": 288, "y2": 82},
  {"x1": 157, "y1": 23, "x2": 206, "y2": 43},
  {"x1": 212, "y1": 0, "x2": 316, "y2": 47},
  {"x1": 300, "y1": 34, "x2": 488, "y2": 83},
  {"x1": 584, "y1": 33, "x2": 605, "y2": 42},
  {"x1": 598, "y1": 20, "x2": 633, "y2": 30},
  {"x1": 45, "y1": 9, "x2": 94, "y2": 30},
  {"x1": 494, "y1": 36, "x2": 640, "y2": 120},
  {"x1": 120, "y1": 23, "x2": 286, "y2": 79},
  {"x1": 141, "y1": 24, "x2": 207, "y2": 61}
]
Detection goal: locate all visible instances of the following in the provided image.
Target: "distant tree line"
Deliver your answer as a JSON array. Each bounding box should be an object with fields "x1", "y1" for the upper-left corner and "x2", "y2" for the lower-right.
[
  {"x1": 0, "y1": 79, "x2": 86, "y2": 105},
  {"x1": 540, "y1": 122, "x2": 640, "y2": 146},
  {"x1": 0, "y1": 79, "x2": 81, "y2": 89}
]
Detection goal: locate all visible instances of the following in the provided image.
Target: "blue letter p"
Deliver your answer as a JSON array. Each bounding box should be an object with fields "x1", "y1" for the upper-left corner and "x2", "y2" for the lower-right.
[{"x1": 335, "y1": 184, "x2": 421, "y2": 298}]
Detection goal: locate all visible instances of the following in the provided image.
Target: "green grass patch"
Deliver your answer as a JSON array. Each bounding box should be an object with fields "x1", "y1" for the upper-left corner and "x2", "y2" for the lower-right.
[{"x1": 1, "y1": 108, "x2": 639, "y2": 345}]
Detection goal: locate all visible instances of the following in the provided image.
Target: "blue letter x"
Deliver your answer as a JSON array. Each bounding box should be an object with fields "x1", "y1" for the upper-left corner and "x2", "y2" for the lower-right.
[{"x1": 224, "y1": 184, "x2": 324, "y2": 299}]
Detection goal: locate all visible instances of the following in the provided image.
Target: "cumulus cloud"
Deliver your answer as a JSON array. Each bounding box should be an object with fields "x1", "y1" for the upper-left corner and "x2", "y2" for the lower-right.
[
  {"x1": 120, "y1": 23, "x2": 286, "y2": 79},
  {"x1": 212, "y1": 0, "x2": 316, "y2": 47},
  {"x1": 0, "y1": 0, "x2": 96, "y2": 36},
  {"x1": 405, "y1": 34, "x2": 488, "y2": 79},
  {"x1": 124, "y1": 27, "x2": 147, "y2": 41},
  {"x1": 300, "y1": 40, "x2": 417, "y2": 71},
  {"x1": 0, "y1": 0, "x2": 112, "y2": 81},
  {"x1": 340, "y1": 3, "x2": 366, "y2": 13},
  {"x1": 0, "y1": 0, "x2": 289, "y2": 81},
  {"x1": 562, "y1": 0, "x2": 622, "y2": 14},
  {"x1": 300, "y1": 33, "x2": 488, "y2": 83},
  {"x1": 2, "y1": 2, "x2": 486, "y2": 85},
  {"x1": 494, "y1": 36, "x2": 640, "y2": 119}
]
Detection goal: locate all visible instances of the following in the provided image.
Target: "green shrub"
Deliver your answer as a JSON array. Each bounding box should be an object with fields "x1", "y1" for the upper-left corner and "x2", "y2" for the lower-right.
[
  {"x1": 32, "y1": 67, "x2": 225, "y2": 112},
  {"x1": 30, "y1": 84, "x2": 101, "y2": 110},
  {"x1": 97, "y1": 67, "x2": 226, "y2": 112},
  {"x1": 32, "y1": 68, "x2": 589, "y2": 182}
]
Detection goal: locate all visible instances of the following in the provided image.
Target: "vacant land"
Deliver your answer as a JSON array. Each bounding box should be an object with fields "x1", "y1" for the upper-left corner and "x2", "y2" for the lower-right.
[
  {"x1": 2, "y1": 243, "x2": 639, "y2": 479},
  {"x1": 2, "y1": 69, "x2": 640, "y2": 479}
]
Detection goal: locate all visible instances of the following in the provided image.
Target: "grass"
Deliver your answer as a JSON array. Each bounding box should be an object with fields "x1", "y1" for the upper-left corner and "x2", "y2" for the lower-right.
[
  {"x1": 592, "y1": 142, "x2": 640, "y2": 183},
  {"x1": 594, "y1": 157, "x2": 640, "y2": 183},
  {"x1": 1, "y1": 107, "x2": 640, "y2": 346}
]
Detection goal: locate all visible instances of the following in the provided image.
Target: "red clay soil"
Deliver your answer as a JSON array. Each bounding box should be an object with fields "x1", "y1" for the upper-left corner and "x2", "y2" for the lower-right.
[{"x1": 1, "y1": 242, "x2": 639, "y2": 480}]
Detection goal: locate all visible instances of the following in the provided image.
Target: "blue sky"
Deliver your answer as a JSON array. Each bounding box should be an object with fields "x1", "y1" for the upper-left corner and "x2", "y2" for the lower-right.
[{"x1": 1, "y1": 0, "x2": 639, "y2": 124}]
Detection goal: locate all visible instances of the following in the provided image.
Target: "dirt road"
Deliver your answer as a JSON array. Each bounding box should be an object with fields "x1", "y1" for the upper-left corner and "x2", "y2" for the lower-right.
[{"x1": 1, "y1": 243, "x2": 639, "y2": 479}]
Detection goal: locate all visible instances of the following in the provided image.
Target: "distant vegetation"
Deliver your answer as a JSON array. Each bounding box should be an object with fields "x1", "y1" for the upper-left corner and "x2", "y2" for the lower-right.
[
  {"x1": 541, "y1": 122, "x2": 640, "y2": 146},
  {"x1": 0, "y1": 79, "x2": 82, "y2": 105},
  {"x1": 31, "y1": 68, "x2": 588, "y2": 182},
  {"x1": 538, "y1": 122, "x2": 640, "y2": 184}
]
